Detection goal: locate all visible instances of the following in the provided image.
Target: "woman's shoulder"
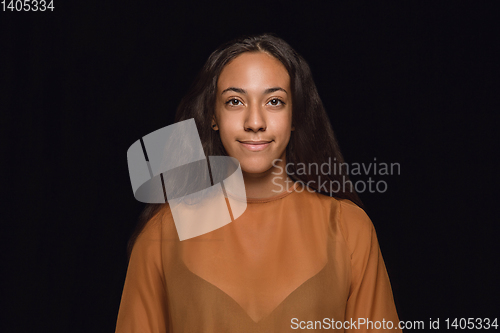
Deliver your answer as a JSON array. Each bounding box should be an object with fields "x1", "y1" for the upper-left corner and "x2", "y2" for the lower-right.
[
  {"x1": 294, "y1": 187, "x2": 373, "y2": 234},
  {"x1": 337, "y1": 198, "x2": 371, "y2": 226},
  {"x1": 329, "y1": 198, "x2": 376, "y2": 257},
  {"x1": 300, "y1": 187, "x2": 367, "y2": 219},
  {"x1": 138, "y1": 204, "x2": 176, "y2": 240}
]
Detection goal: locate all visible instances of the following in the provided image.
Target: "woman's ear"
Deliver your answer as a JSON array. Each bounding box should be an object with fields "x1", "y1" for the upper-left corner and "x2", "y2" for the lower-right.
[{"x1": 211, "y1": 117, "x2": 219, "y2": 131}]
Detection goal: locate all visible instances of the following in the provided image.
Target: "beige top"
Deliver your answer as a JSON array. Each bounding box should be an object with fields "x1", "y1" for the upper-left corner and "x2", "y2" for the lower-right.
[{"x1": 115, "y1": 182, "x2": 402, "y2": 332}]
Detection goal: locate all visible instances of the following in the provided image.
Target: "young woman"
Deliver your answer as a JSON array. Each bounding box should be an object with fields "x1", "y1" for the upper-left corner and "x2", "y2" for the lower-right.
[{"x1": 115, "y1": 33, "x2": 402, "y2": 332}]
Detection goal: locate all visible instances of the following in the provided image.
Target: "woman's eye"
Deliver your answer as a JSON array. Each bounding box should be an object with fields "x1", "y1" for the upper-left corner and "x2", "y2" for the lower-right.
[
  {"x1": 268, "y1": 98, "x2": 285, "y2": 106},
  {"x1": 226, "y1": 98, "x2": 242, "y2": 106}
]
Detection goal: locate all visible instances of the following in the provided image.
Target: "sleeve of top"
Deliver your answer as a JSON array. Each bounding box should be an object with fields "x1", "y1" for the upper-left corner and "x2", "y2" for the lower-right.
[
  {"x1": 115, "y1": 216, "x2": 169, "y2": 333},
  {"x1": 338, "y1": 200, "x2": 402, "y2": 333}
]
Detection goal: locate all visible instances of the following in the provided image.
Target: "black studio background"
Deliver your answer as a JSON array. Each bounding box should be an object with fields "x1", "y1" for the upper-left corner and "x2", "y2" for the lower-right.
[{"x1": 2, "y1": 2, "x2": 498, "y2": 332}]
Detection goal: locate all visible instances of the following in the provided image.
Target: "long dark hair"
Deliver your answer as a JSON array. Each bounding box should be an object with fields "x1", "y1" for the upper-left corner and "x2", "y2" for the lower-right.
[{"x1": 127, "y1": 33, "x2": 363, "y2": 259}]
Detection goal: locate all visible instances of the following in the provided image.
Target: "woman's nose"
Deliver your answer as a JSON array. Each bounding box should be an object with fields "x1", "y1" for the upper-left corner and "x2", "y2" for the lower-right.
[{"x1": 244, "y1": 104, "x2": 266, "y2": 132}]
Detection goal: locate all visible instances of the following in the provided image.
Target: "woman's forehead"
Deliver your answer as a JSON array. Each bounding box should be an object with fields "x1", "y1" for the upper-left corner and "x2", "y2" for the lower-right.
[{"x1": 217, "y1": 52, "x2": 290, "y2": 93}]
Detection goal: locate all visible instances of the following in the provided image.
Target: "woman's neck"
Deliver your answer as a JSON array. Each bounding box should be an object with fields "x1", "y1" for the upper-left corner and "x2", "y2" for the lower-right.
[{"x1": 241, "y1": 158, "x2": 294, "y2": 199}]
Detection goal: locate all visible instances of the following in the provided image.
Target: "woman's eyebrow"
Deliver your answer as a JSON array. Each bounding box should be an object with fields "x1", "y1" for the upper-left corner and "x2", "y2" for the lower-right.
[
  {"x1": 221, "y1": 87, "x2": 246, "y2": 95},
  {"x1": 221, "y1": 87, "x2": 288, "y2": 95},
  {"x1": 265, "y1": 87, "x2": 288, "y2": 95}
]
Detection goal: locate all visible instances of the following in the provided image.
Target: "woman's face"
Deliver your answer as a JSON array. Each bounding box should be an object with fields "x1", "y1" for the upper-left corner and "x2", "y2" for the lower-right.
[{"x1": 213, "y1": 52, "x2": 293, "y2": 175}]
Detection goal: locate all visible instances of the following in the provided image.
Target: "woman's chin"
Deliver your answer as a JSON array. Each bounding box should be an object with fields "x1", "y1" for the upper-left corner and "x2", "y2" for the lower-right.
[{"x1": 239, "y1": 160, "x2": 275, "y2": 176}]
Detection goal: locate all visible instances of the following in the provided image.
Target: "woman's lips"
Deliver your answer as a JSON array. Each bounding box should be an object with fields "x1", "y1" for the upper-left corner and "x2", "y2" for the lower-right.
[{"x1": 238, "y1": 140, "x2": 272, "y2": 151}]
